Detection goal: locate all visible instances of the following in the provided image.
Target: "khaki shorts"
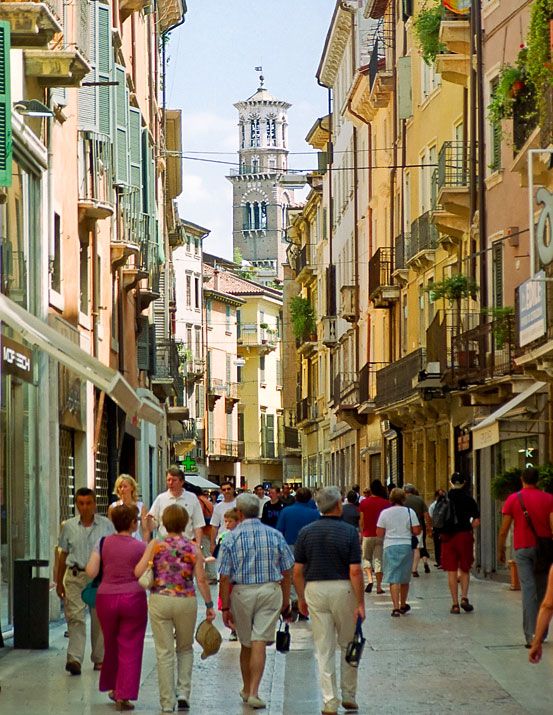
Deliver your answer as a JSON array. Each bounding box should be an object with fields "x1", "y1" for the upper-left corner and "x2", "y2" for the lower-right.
[
  {"x1": 231, "y1": 582, "x2": 282, "y2": 647},
  {"x1": 362, "y1": 536, "x2": 384, "y2": 572}
]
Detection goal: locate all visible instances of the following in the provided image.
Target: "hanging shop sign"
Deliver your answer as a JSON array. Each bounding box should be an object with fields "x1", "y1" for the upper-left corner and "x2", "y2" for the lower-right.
[
  {"x1": 1, "y1": 335, "x2": 33, "y2": 383},
  {"x1": 518, "y1": 271, "x2": 547, "y2": 346}
]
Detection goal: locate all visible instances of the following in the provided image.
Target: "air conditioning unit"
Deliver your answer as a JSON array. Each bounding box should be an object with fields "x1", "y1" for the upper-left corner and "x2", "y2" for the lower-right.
[{"x1": 322, "y1": 316, "x2": 337, "y2": 346}]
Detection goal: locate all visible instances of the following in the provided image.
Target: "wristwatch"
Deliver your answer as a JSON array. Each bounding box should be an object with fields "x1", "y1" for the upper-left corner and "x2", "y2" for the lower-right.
[{"x1": 205, "y1": 600, "x2": 214, "y2": 609}]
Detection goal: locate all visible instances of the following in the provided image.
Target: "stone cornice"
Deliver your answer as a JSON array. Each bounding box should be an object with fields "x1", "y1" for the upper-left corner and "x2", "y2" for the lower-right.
[{"x1": 317, "y1": 2, "x2": 354, "y2": 88}]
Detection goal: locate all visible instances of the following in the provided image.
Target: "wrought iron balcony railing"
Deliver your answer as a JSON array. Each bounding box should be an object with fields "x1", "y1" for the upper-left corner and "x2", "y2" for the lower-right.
[
  {"x1": 437, "y1": 141, "x2": 470, "y2": 189},
  {"x1": 333, "y1": 372, "x2": 359, "y2": 406},
  {"x1": 451, "y1": 315, "x2": 520, "y2": 382},
  {"x1": 407, "y1": 212, "x2": 438, "y2": 261},
  {"x1": 375, "y1": 348, "x2": 426, "y2": 407},
  {"x1": 207, "y1": 438, "x2": 242, "y2": 459},
  {"x1": 369, "y1": 247, "x2": 395, "y2": 296},
  {"x1": 359, "y1": 362, "x2": 389, "y2": 404},
  {"x1": 394, "y1": 233, "x2": 407, "y2": 271},
  {"x1": 152, "y1": 339, "x2": 184, "y2": 399}
]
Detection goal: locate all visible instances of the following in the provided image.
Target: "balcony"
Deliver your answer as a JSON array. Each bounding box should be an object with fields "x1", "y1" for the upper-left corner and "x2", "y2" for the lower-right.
[
  {"x1": 436, "y1": 141, "x2": 471, "y2": 218},
  {"x1": 407, "y1": 212, "x2": 438, "y2": 270},
  {"x1": 435, "y1": 54, "x2": 470, "y2": 86},
  {"x1": 392, "y1": 233, "x2": 409, "y2": 284},
  {"x1": 296, "y1": 332, "x2": 318, "y2": 357},
  {"x1": 78, "y1": 132, "x2": 115, "y2": 222},
  {"x1": 237, "y1": 324, "x2": 277, "y2": 355},
  {"x1": 340, "y1": 285, "x2": 358, "y2": 322},
  {"x1": 358, "y1": 361, "x2": 389, "y2": 415},
  {"x1": 333, "y1": 372, "x2": 365, "y2": 429},
  {"x1": 296, "y1": 244, "x2": 315, "y2": 283},
  {"x1": 0, "y1": 3, "x2": 62, "y2": 47},
  {"x1": 207, "y1": 378, "x2": 227, "y2": 409},
  {"x1": 170, "y1": 418, "x2": 197, "y2": 452},
  {"x1": 225, "y1": 382, "x2": 239, "y2": 412},
  {"x1": 369, "y1": 247, "x2": 400, "y2": 308},
  {"x1": 439, "y1": 16, "x2": 470, "y2": 56},
  {"x1": 322, "y1": 316, "x2": 337, "y2": 347},
  {"x1": 152, "y1": 340, "x2": 183, "y2": 401},
  {"x1": 24, "y1": 47, "x2": 90, "y2": 87},
  {"x1": 119, "y1": 0, "x2": 150, "y2": 20},
  {"x1": 207, "y1": 438, "x2": 242, "y2": 462},
  {"x1": 296, "y1": 397, "x2": 318, "y2": 427},
  {"x1": 375, "y1": 348, "x2": 426, "y2": 408},
  {"x1": 368, "y1": 39, "x2": 393, "y2": 112},
  {"x1": 185, "y1": 358, "x2": 205, "y2": 384},
  {"x1": 451, "y1": 315, "x2": 520, "y2": 386}
]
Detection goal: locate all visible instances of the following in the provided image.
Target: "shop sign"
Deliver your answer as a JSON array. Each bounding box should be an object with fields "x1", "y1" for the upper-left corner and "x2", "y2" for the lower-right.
[
  {"x1": 1, "y1": 335, "x2": 33, "y2": 383},
  {"x1": 472, "y1": 421, "x2": 500, "y2": 450},
  {"x1": 457, "y1": 429, "x2": 471, "y2": 452},
  {"x1": 518, "y1": 271, "x2": 547, "y2": 346}
]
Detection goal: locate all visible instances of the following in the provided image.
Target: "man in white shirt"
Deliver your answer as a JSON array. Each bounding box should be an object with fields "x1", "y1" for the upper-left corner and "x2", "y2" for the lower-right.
[
  {"x1": 254, "y1": 484, "x2": 270, "y2": 517},
  {"x1": 210, "y1": 480, "x2": 237, "y2": 553},
  {"x1": 147, "y1": 466, "x2": 205, "y2": 544}
]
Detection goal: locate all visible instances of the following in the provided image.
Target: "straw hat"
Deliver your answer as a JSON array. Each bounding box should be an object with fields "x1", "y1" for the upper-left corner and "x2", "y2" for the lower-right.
[{"x1": 195, "y1": 619, "x2": 222, "y2": 660}]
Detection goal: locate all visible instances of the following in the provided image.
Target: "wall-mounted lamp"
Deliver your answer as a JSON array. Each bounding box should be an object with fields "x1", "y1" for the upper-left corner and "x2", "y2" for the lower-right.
[{"x1": 13, "y1": 100, "x2": 54, "y2": 118}]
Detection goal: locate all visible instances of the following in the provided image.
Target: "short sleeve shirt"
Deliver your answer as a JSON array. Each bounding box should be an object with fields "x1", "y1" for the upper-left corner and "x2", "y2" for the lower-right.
[
  {"x1": 148, "y1": 490, "x2": 205, "y2": 539},
  {"x1": 151, "y1": 535, "x2": 197, "y2": 597},
  {"x1": 502, "y1": 488, "x2": 553, "y2": 550},
  {"x1": 376, "y1": 506, "x2": 420, "y2": 548},
  {"x1": 359, "y1": 496, "x2": 390, "y2": 537},
  {"x1": 294, "y1": 516, "x2": 361, "y2": 581},
  {"x1": 211, "y1": 499, "x2": 237, "y2": 531}
]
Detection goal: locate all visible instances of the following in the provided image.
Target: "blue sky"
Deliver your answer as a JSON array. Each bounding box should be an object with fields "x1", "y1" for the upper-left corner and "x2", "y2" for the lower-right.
[{"x1": 166, "y1": 0, "x2": 337, "y2": 259}]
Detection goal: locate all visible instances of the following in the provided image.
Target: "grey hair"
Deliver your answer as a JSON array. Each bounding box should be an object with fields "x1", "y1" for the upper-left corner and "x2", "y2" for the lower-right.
[
  {"x1": 403, "y1": 483, "x2": 416, "y2": 494},
  {"x1": 315, "y1": 486, "x2": 342, "y2": 514},
  {"x1": 236, "y1": 493, "x2": 260, "y2": 519}
]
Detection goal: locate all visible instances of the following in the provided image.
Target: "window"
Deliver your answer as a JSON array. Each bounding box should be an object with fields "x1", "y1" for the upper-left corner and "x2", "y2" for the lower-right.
[
  {"x1": 269, "y1": 156, "x2": 276, "y2": 170},
  {"x1": 194, "y1": 276, "x2": 200, "y2": 309},
  {"x1": 51, "y1": 213, "x2": 61, "y2": 293},
  {"x1": 243, "y1": 201, "x2": 267, "y2": 230},
  {"x1": 194, "y1": 326, "x2": 201, "y2": 356},
  {"x1": 206, "y1": 299, "x2": 212, "y2": 325},
  {"x1": 225, "y1": 305, "x2": 231, "y2": 332},
  {"x1": 237, "y1": 365, "x2": 242, "y2": 383},
  {"x1": 194, "y1": 237, "x2": 200, "y2": 256},
  {"x1": 259, "y1": 356, "x2": 266, "y2": 385},
  {"x1": 240, "y1": 122, "x2": 245, "y2": 149},
  {"x1": 185, "y1": 232, "x2": 191, "y2": 252},
  {"x1": 186, "y1": 326, "x2": 192, "y2": 352},
  {"x1": 250, "y1": 118, "x2": 260, "y2": 147},
  {"x1": 236, "y1": 309, "x2": 241, "y2": 338},
  {"x1": 186, "y1": 274, "x2": 191, "y2": 307},
  {"x1": 252, "y1": 157, "x2": 259, "y2": 173},
  {"x1": 266, "y1": 118, "x2": 276, "y2": 146},
  {"x1": 226, "y1": 412, "x2": 233, "y2": 441},
  {"x1": 492, "y1": 241, "x2": 503, "y2": 307}
]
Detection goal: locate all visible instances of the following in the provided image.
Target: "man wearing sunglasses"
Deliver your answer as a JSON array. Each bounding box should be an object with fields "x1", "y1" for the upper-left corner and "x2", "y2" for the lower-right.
[{"x1": 210, "y1": 481, "x2": 237, "y2": 555}]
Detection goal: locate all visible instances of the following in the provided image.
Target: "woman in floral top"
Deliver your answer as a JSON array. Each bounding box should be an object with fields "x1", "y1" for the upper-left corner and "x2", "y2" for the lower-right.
[{"x1": 135, "y1": 504, "x2": 215, "y2": 713}]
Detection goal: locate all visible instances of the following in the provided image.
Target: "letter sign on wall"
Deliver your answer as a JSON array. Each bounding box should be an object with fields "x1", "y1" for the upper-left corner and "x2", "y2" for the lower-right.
[{"x1": 1, "y1": 335, "x2": 33, "y2": 383}]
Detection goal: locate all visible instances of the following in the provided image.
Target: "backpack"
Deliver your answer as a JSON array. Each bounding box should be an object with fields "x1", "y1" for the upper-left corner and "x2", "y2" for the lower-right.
[
  {"x1": 199, "y1": 494, "x2": 214, "y2": 524},
  {"x1": 432, "y1": 496, "x2": 457, "y2": 530}
]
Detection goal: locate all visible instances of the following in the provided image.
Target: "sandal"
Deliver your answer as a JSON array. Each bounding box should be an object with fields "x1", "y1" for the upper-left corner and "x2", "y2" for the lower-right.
[
  {"x1": 460, "y1": 597, "x2": 474, "y2": 612},
  {"x1": 391, "y1": 609, "x2": 401, "y2": 617},
  {"x1": 399, "y1": 604, "x2": 411, "y2": 614},
  {"x1": 450, "y1": 604, "x2": 461, "y2": 614}
]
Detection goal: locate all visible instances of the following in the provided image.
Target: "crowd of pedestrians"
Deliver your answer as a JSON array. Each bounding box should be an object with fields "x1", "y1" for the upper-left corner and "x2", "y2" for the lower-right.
[{"x1": 54, "y1": 466, "x2": 553, "y2": 714}]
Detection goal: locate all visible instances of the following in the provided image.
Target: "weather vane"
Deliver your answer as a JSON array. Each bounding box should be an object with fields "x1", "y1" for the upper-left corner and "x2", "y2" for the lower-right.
[{"x1": 254, "y1": 66, "x2": 264, "y2": 88}]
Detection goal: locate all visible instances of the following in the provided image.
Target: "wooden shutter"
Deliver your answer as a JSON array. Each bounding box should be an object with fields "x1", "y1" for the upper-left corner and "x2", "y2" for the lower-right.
[
  {"x1": 153, "y1": 267, "x2": 167, "y2": 340},
  {"x1": 114, "y1": 65, "x2": 129, "y2": 185},
  {"x1": 266, "y1": 415, "x2": 275, "y2": 458},
  {"x1": 78, "y1": 1, "x2": 97, "y2": 131},
  {"x1": 136, "y1": 315, "x2": 150, "y2": 370},
  {"x1": 129, "y1": 107, "x2": 142, "y2": 193},
  {"x1": 492, "y1": 241, "x2": 503, "y2": 308},
  {"x1": 0, "y1": 22, "x2": 11, "y2": 188},
  {"x1": 148, "y1": 323, "x2": 157, "y2": 375},
  {"x1": 97, "y1": 4, "x2": 111, "y2": 137}
]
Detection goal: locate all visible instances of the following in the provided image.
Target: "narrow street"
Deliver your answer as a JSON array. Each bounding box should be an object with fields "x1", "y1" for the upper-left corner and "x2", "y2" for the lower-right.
[{"x1": 1, "y1": 571, "x2": 552, "y2": 714}]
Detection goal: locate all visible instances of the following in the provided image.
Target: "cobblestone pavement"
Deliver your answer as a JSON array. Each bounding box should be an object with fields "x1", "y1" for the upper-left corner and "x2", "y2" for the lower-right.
[{"x1": 1, "y1": 571, "x2": 553, "y2": 714}]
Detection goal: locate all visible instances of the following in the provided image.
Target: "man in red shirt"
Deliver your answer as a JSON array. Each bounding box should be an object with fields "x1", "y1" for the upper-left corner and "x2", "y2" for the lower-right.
[
  {"x1": 358, "y1": 479, "x2": 390, "y2": 594},
  {"x1": 498, "y1": 467, "x2": 553, "y2": 647}
]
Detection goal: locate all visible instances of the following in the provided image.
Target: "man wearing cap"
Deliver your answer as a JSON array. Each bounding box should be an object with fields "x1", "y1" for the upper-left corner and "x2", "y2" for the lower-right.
[
  {"x1": 293, "y1": 486, "x2": 365, "y2": 715},
  {"x1": 497, "y1": 466, "x2": 553, "y2": 647},
  {"x1": 440, "y1": 473, "x2": 480, "y2": 614},
  {"x1": 219, "y1": 493, "x2": 294, "y2": 710},
  {"x1": 56, "y1": 487, "x2": 115, "y2": 675}
]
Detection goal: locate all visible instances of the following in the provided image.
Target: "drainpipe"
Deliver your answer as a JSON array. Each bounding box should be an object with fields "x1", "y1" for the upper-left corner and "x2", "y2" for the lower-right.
[
  {"x1": 469, "y1": 5, "x2": 477, "y2": 282},
  {"x1": 389, "y1": 1, "x2": 397, "y2": 364},
  {"x1": 47, "y1": 89, "x2": 54, "y2": 271},
  {"x1": 475, "y1": 0, "x2": 487, "y2": 312}
]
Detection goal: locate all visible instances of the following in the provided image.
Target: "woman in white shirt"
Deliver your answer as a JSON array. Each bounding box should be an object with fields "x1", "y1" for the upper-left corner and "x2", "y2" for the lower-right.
[
  {"x1": 376, "y1": 488, "x2": 421, "y2": 617},
  {"x1": 108, "y1": 474, "x2": 150, "y2": 542}
]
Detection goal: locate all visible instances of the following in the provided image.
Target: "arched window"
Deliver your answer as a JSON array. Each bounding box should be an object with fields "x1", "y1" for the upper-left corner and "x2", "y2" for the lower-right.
[
  {"x1": 240, "y1": 123, "x2": 245, "y2": 149},
  {"x1": 250, "y1": 119, "x2": 260, "y2": 147},
  {"x1": 243, "y1": 201, "x2": 268, "y2": 230},
  {"x1": 252, "y1": 157, "x2": 259, "y2": 173}
]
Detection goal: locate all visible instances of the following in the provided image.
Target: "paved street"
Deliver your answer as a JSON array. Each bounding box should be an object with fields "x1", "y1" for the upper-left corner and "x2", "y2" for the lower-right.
[{"x1": 1, "y1": 571, "x2": 553, "y2": 714}]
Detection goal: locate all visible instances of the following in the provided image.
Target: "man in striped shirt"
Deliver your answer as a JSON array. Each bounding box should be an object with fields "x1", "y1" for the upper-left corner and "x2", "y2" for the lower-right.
[{"x1": 219, "y1": 493, "x2": 294, "y2": 710}]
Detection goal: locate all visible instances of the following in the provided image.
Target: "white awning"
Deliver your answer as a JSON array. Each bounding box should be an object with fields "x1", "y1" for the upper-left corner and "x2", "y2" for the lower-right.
[
  {"x1": 0, "y1": 293, "x2": 164, "y2": 425},
  {"x1": 471, "y1": 380, "x2": 546, "y2": 450},
  {"x1": 184, "y1": 474, "x2": 221, "y2": 490}
]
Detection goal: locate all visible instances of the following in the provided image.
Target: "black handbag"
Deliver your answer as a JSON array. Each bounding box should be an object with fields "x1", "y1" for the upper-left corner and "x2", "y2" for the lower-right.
[
  {"x1": 275, "y1": 618, "x2": 290, "y2": 653},
  {"x1": 517, "y1": 493, "x2": 553, "y2": 573},
  {"x1": 345, "y1": 617, "x2": 366, "y2": 667},
  {"x1": 407, "y1": 508, "x2": 418, "y2": 550}
]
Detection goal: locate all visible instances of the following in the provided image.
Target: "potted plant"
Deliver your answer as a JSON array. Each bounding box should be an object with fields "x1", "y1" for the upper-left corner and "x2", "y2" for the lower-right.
[
  {"x1": 526, "y1": 0, "x2": 553, "y2": 124},
  {"x1": 413, "y1": 1, "x2": 445, "y2": 66},
  {"x1": 489, "y1": 306, "x2": 515, "y2": 349},
  {"x1": 538, "y1": 463, "x2": 553, "y2": 493},
  {"x1": 427, "y1": 274, "x2": 478, "y2": 303},
  {"x1": 491, "y1": 467, "x2": 522, "y2": 501},
  {"x1": 289, "y1": 296, "x2": 316, "y2": 341}
]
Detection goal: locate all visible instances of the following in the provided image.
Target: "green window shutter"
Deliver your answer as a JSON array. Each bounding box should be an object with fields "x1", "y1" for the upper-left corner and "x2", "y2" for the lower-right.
[
  {"x1": 78, "y1": 1, "x2": 97, "y2": 131},
  {"x1": 0, "y1": 22, "x2": 12, "y2": 188},
  {"x1": 114, "y1": 65, "x2": 129, "y2": 185},
  {"x1": 137, "y1": 315, "x2": 150, "y2": 370},
  {"x1": 97, "y1": 4, "x2": 111, "y2": 137},
  {"x1": 129, "y1": 107, "x2": 142, "y2": 195}
]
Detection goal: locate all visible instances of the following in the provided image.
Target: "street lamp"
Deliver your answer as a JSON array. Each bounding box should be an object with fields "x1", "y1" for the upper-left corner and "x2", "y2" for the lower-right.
[{"x1": 13, "y1": 100, "x2": 54, "y2": 118}]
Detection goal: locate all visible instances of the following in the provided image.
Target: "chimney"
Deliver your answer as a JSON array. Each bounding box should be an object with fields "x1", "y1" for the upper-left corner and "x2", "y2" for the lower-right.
[{"x1": 213, "y1": 269, "x2": 219, "y2": 291}]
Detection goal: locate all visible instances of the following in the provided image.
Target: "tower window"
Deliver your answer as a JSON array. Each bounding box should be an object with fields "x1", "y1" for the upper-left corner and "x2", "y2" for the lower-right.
[
  {"x1": 250, "y1": 119, "x2": 260, "y2": 147},
  {"x1": 240, "y1": 123, "x2": 245, "y2": 149},
  {"x1": 243, "y1": 201, "x2": 268, "y2": 230},
  {"x1": 266, "y1": 119, "x2": 276, "y2": 146}
]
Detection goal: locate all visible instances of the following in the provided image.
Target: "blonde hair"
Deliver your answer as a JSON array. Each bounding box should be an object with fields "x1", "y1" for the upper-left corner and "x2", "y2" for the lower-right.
[
  {"x1": 224, "y1": 508, "x2": 239, "y2": 522},
  {"x1": 113, "y1": 474, "x2": 138, "y2": 502}
]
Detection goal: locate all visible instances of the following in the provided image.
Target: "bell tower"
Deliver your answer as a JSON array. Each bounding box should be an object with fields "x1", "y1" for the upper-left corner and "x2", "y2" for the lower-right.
[{"x1": 228, "y1": 71, "x2": 294, "y2": 284}]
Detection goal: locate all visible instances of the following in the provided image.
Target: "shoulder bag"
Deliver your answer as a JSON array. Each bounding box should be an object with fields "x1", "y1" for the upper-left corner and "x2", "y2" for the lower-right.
[
  {"x1": 517, "y1": 492, "x2": 553, "y2": 573},
  {"x1": 407, "y1": 508, "x2": 419, "y2": 550},
  {"x1": 81, "y1": 536, "x2": 105, "y2": 608}
]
